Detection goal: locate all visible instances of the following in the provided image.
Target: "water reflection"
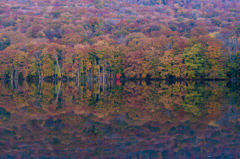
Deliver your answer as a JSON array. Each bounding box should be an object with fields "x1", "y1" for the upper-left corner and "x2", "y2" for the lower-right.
[{"x1": 0, "y1": 80, "x2": 240, "y2": 158}]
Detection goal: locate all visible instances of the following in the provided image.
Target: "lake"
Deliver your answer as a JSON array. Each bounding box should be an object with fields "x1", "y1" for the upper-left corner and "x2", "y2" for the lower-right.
[{"x1": 0, "y1": 80, "x2": 240, "y2": 158}]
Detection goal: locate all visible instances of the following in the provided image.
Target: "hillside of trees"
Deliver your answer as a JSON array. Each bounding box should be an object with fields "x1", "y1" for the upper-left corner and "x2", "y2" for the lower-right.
[{"x1": 0, "y1": 0, "x2": 240, "y2": 80}]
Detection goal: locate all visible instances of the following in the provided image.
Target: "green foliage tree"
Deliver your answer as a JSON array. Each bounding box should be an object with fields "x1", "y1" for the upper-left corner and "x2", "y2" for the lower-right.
[{"x1": 182, "y1": 44, "x2": 205, "y2": 79}]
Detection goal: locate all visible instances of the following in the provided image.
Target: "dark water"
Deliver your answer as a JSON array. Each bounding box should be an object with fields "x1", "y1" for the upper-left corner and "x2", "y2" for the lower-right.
[{"x1": 0, "y1": 80, "x2": 240, "y2": 158}]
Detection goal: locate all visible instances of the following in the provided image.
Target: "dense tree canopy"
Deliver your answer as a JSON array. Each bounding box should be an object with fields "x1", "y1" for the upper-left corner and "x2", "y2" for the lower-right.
[{"x1": 0, "y1": 0, "x2": 240, "y2": 80}]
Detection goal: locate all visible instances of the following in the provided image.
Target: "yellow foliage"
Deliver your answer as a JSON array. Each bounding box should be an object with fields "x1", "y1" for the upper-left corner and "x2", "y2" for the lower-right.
[
  {"x1": 129, "y1": 71, "x2": 136, "y2": 78},
  {"x1": 208, "y1": 121, "x2": 219, "y2": 127},
  {"x1": 86, "y1": 61, "x2": 92, "y2": 70},
  {"x1": 209, "y1": 32, "x2": 219, "y2": 38}
]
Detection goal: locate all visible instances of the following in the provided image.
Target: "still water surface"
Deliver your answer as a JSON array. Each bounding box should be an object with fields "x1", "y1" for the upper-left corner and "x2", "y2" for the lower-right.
[{"x1": 0, "y1": 80, "x2": 240, "y2": 158}]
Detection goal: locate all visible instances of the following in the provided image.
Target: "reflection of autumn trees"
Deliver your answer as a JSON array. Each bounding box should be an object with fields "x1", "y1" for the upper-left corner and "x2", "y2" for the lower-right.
[
  {"x1": 0, "y1": 80, "x2": 238, "y2": 122},
  {"x1": 1, "y1": 80, "x2": 240, "y2": 158}
]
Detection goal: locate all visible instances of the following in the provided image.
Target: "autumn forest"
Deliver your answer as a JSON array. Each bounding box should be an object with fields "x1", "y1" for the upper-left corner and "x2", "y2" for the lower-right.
[
  {"x1": 0, "y1": 0, "x2": 240, "y2": 80},
  {"x1": 1, "y1": 0, "x2": 240, "y2": 158}
]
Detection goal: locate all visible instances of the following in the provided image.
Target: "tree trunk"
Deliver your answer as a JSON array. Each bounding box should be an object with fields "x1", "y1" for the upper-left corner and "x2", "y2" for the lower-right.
[
  {"x1": 103, "y1": 64, "x2": 105, "y2": 82},
  {"x1": 11, "y1": 78, "x2": 14, "y2": 89},
  {"x1": 15, "y1": 68, "x2": 18, "y2": 80},
  {"x1": 99, "y1": 60, "x2": 101, "y2": 82},
  {"x1": 103, "y1": 64, "x2": 105, "y2": 93},
  {"x1": 39, "y1": 62, "x2": 43, "y2": 81},
  {"x1": 3, "y1": 74, "x2": 6, "y2": 80},
  {"x1": 55, "y1": 55, "x2": 62, "y2": 78},
  {"x1": 11, "y1": 68, "x2": 14, "y2": 80},
  {"x1": 77, "y1": 68, "x2": 80, "y2": 81}
]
